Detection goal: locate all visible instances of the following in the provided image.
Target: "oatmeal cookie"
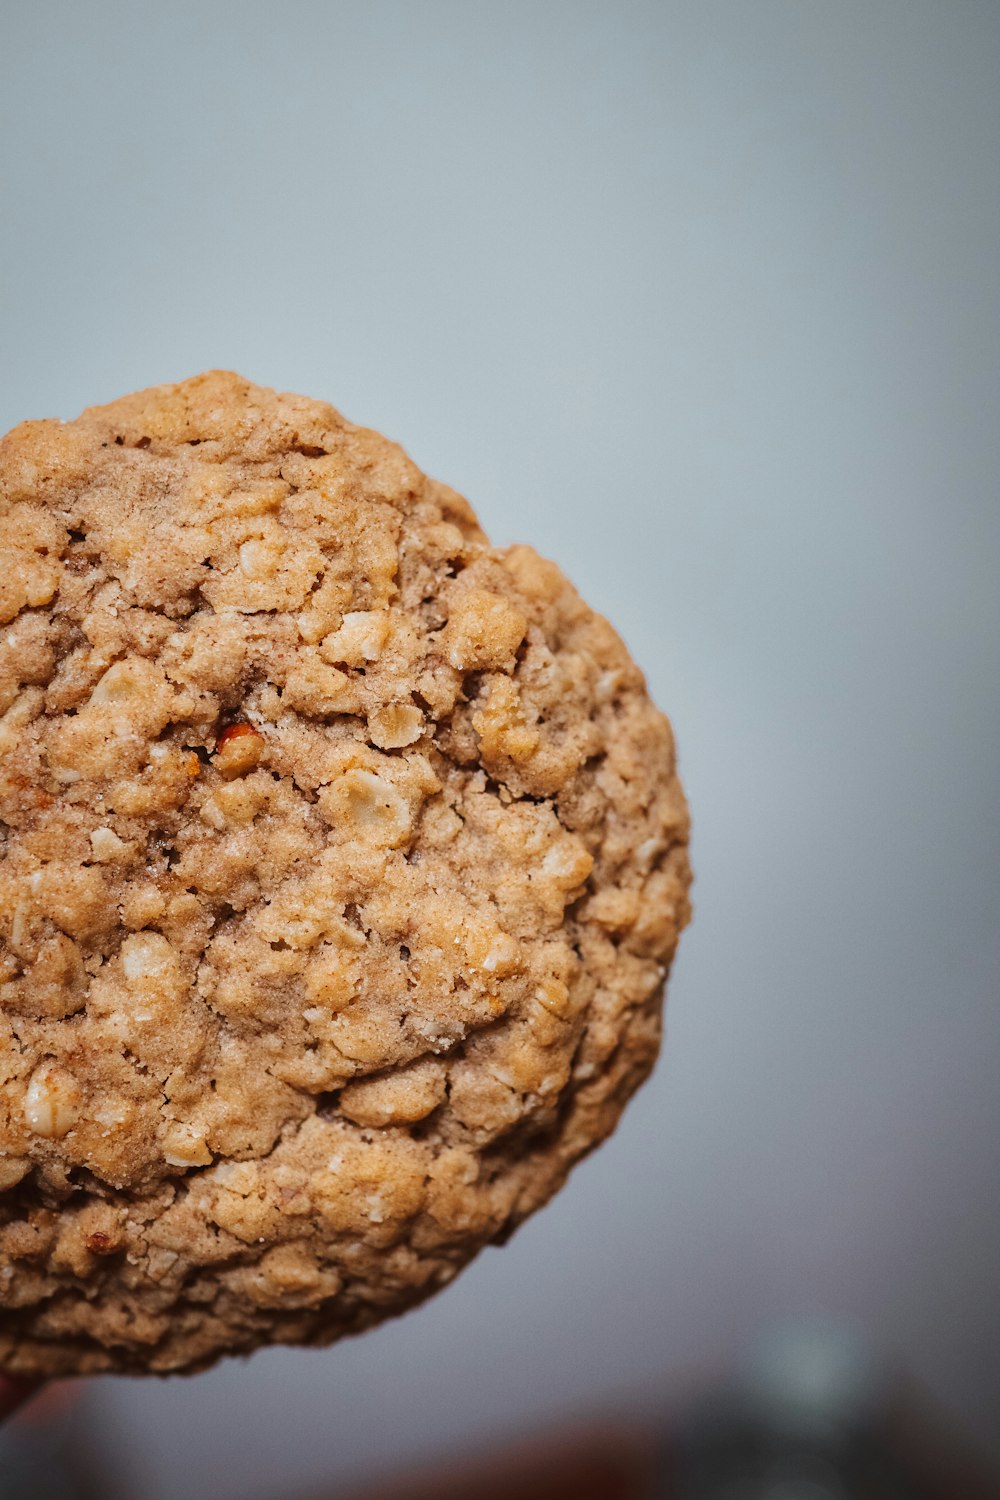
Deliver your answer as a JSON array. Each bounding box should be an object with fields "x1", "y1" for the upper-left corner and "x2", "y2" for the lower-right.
[{"x1": 0, "y1": 373, "x2": 691, "y2": 1375}]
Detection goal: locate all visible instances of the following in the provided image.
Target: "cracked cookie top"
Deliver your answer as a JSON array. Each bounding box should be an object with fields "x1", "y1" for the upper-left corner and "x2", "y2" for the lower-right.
[{"x1": 0, "y1": 373, "x2": 691, "y2": 1375}]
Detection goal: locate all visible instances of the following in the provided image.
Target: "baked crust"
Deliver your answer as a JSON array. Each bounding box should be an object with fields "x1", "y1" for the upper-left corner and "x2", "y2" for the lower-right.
[{"x1": 0, "y1": 373, "x2": 691, "y2": 1375}]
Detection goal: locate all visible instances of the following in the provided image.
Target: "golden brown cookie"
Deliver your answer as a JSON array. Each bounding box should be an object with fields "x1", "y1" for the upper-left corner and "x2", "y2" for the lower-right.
[{"x1": 0, "y1": 373, "x2": 691, "y2": 1375}]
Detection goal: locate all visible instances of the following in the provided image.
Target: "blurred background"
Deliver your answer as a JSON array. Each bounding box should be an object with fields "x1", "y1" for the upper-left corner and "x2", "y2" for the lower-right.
[{"x1": 1, "y1": 2, "x2": 998, "y2": 1496}]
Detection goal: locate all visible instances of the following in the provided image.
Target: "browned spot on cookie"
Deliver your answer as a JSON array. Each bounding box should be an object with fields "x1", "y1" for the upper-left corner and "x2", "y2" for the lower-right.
[
  {"x1": 213, "y1": 721, "x2": 264, "y2": 779},
  {"x1": 85, "y1": 1231, "x2": 119, "y2": 1256}
]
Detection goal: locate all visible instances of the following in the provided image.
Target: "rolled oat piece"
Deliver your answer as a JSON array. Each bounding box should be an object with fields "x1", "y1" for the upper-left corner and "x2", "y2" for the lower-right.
[{"x1": 0, "y1": 373, "x2": 691, "y2": 1375}]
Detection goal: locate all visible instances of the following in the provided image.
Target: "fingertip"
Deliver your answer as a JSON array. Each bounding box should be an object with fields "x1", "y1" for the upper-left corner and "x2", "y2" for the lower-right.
[{"x1": 0, "y1": 1375, "x2": 41, "y2": 1422}]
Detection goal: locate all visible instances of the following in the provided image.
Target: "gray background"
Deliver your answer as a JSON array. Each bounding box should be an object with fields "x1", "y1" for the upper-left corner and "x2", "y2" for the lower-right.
[{"x1": 2, "y1": 2, "x2": 998, "y2": 1496}]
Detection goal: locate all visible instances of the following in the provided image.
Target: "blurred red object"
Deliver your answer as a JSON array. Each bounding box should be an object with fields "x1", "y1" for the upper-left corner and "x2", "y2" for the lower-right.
[{"x1": 323, "y1": 1420, "x2": 657, "y2": 1500}]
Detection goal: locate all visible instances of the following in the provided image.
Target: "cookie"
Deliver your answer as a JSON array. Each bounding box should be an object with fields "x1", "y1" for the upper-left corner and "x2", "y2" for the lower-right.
[{"x1": 0, "y1": 373, "x2": 691, "y2": 1375}]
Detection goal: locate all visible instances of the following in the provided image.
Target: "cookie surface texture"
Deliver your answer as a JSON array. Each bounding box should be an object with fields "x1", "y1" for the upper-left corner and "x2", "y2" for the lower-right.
[{"x1": 0, "y1": 373, "x2": 691, "y2": 1375}]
